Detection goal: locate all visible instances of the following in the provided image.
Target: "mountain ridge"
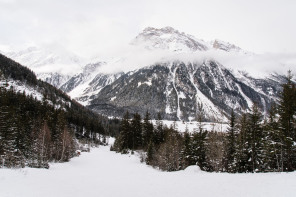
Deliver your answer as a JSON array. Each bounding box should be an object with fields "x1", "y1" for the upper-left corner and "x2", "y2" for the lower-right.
[{"x1": 0, "y1": 27, "x2": 290, "y2": 121}]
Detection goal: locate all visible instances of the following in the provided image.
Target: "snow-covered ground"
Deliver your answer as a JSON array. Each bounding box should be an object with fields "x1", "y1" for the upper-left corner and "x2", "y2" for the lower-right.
[
  {"x1": 156, "y1": 120, "x2": 228, "y2": 133},
  {"x1": 1, "y1": 144, "x2": 295, "y2": 197},
  {"x1": 0, "y1": 79, "x2": 43, "y2": 101}
]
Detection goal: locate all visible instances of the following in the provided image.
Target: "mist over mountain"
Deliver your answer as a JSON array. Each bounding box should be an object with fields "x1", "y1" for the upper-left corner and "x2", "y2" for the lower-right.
[{"x1": 1, "y1": 27, "x2": 294, "y2": 121}]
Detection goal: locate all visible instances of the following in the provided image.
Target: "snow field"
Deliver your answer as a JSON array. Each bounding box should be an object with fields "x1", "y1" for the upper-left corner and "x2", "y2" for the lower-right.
[
  {"x1": 156, "y1": 120, "x2": 228, "y2": 133},
  {"x1": 1, "y1": 144, "x2": 296, "y2": 197}
]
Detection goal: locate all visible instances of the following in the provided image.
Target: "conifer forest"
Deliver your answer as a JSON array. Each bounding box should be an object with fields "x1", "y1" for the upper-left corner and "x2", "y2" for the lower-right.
[{"x1": 112, "y1": 72, "x2": 296, "y2": 172}]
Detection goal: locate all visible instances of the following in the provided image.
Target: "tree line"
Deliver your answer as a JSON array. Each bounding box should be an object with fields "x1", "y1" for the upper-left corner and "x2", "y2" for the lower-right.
[
  {"x1": 0, "y1": 55, "x2": 108, "y2": 168},
  {"x1": 0, "y1": 84, "x2": 106, "y2": 168},
  {"x1": 112, "y1": 72, "x2": 296, "y2": 172}
]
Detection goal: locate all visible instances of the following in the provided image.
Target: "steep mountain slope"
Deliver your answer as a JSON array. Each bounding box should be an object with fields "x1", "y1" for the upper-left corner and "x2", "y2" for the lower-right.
[
  {"x1": 88, "y1": 60, "x2": 283, "y2": 121},
  {"x1": 58, "y1": 27, "x2": 262, "y2": 107},
  {"x1": 0, "y1": 53, "x2": 113, "y2": 168},
  {"x1": 0, "y1": 53, "x2": 107, "y2": 137},
  {"x1": 60, "y1": 62, "x2": 123, "y2": 105},
  {"x1": 1, "y1": 27, "x2": 288, "y2": 122}
]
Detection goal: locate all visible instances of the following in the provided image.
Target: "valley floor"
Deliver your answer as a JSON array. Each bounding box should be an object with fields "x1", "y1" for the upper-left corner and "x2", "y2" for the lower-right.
[{"x1": 1, "y1": 145, "x2": 295, "y2": 197}]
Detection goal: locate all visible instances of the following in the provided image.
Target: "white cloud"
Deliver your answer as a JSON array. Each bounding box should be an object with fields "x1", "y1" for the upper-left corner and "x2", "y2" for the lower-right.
[
  {"x1": 94, "y1": 44, "x2": 296, "y2": 78},
  {"x1": 1, "y1": 0, "x2": 296, "y2": 54},
  {"x1": 0, "y1": 0, "x2": 296, "y2": 78}
]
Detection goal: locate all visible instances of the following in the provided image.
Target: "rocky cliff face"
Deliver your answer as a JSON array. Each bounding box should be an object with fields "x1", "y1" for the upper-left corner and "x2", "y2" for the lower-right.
[
  {"x1": 88, "y1": 60, "x2": 283, "y2": 121},
  {"x1": 60, "y1": 62, "x2": 123, "y2": 105}
]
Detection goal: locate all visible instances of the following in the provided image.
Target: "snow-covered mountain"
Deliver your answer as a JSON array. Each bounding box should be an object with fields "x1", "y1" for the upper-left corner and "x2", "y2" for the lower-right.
[
  {"x1": 88, "y1": 60, "x2": 284, "y2": 121},
  {"x1": 1, "y1": 27, "x2": 289, "y2": 121},
  {"x1": 131, "y1": 26, "x2": 209, "y2": 52},
  {"x1": 212, "y1": 39, "x2": 243, "y2": 53},
  {"x1": 60, "y1": 62, "x2": 123, "y2": 105}
]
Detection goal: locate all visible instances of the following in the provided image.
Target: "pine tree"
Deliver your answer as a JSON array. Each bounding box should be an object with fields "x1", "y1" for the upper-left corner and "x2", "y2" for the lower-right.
[
  {"x1": 0, "y1": 89, "x2": 10, "y2": 167},
  {"x1": 142, "y1": 111, "x2": 154, "y2": 149},
  {"x1": 113, "y1": 111, "x2": 131, "y2": 153},
  {"x1": 236, "y1": 113, "x2": 249, "y2": 173},
  {"x1": 180, "y1": 130, "x2": 191, "y2": 168},
  {"x1": 246, "y1": 104, "x2": 264, "y2": 172},
  {"x1": 154, "y1": 113, "x2": 165, "y2": 146},
  {"x1": 278, "y1": 71, "x2": 296, "y2": 171},
  {"x1": 206, "y1": 131, "x2": 225, "y2": 172},
  {"x1": 191, "y1": 128, "x2": 210, "y2": 171},
  {"x1": 131, "y1": 113, "x2": 142, "y2": 150},
  {"x1": 146, "y1": 140, "x2": 155, "y2": 165},
  {"x1": 53, "y1": 110, "x2": 67, "y2": 161},
  {"x1": 225, "y1": 109, "x2": 237, "y2": 172}
]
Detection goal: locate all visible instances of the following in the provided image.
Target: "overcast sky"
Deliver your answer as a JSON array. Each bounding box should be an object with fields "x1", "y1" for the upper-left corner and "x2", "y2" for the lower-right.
[{"x1": 1, "y1": 0, "x2": 296, "y2": 58}]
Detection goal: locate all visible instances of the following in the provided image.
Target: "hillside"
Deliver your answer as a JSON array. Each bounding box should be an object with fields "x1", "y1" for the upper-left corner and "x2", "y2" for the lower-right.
[
  {"x1": 0, "y1": 53, "x2": 110, "y2": 168},
  {"x1": 88, "y1": 61, "x2": 284, "y2": 121}
]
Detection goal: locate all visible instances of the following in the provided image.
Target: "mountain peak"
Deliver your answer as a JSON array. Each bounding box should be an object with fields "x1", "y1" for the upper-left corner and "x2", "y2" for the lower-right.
[
  {"x1": 132, "y1": 26, "x2": 208, "y2": 52},
  {"x1": 212, "y1": 39, "x2": 244, "y2": 53},
  {"x1": 142, "y1": 26, "x2": 179, "y2": 34}
]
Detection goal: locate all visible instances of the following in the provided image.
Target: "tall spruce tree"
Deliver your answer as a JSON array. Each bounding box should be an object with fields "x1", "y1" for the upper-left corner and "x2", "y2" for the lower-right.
[
  {"x1": 262, "y1": 103, "x2": 283, "y2": 171},
  {"x1": 225, "y1": 109, "x2": 237, "y2": 172},
  {"x1": 278, "y1": 71, "x2": 296, "y2": 171},
  {"x1": 236, "y1": 113, "x2": 249, "y2": 172},
  {"x1": 180, "y1": 130, "x2": 191, "y2": 168},
  {"x1": 113, "y1": 111, "x2": 131, "y2": 152},
  {"x1": 154, "y1": 113, "x2": 165, "y2": 146},
  {"x1": 142, "y1": 111, "x2": 154, "y2": 150},
  {"x1": 190, "y1": 127, "x2": 211, "y2": 171},
  {"x1": 247, "y1": 104, "x2": 264, "y2": 172},
  {"x1": 131, "y1": 113, "x2": 142, "y2": 149}
]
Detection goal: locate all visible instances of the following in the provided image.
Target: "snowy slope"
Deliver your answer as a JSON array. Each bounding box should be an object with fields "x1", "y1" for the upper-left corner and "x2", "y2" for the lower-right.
[
  {"x1": 1, "y1": 27, "x2": 291, "y2": 121},
  {"x1": 60, "y1": 62, "x2": 123, "y2": 105},
  {"x1": 154, "y1": 120, "x2": 228, "y2": 133},
  {"x1": 0, "y1": 79, "x2": 44, "y2": 101},
  {"x1": 89, "y1": 60, "x2": 282, "y2": 121},
  {"x1": 1, "y1": 145, "x2": 295, "y2": 197}
]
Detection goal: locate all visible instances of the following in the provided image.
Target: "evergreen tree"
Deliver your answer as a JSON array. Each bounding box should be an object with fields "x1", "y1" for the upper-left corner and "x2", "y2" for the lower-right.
[
  {"x1": 180, "y1": 130, "x2": 192, "y2": 168},
  {"x1": 0, "y1": 89, "x2": 8, "y2": 158},
  {"x1": 206, "y1": 131, "x2": 225, "y2": 172},
  {"x1": 236, "y1": 113, "x2": 249, "y2": 172},
  {"x1": 246, "y1": 104, "x2": 264, "y2": 172},
  {"x1": 113, "y1": 111, "x2": 131, "y2": 152},
  {"x1": 278, "y1": 71, "x2": 296, "y2": 171},
  {"x1": 225, "y1": 109, "x2": 237, "y2": 172},
  {"x1": 261, "y1": 103, "x2": 283, "y2": 171},
  {"x1": 154, "y1": 112, "x2": 165, "y2": 146},
  {"x1": 142, "y1": 111, "x2": 154, "y2": 149},
  {"x1": 146, "y1": 140, "x2": 155, "y2": 165},
  {"x1": 131, "y1": 113, "x2": 142, "y2": 149}
]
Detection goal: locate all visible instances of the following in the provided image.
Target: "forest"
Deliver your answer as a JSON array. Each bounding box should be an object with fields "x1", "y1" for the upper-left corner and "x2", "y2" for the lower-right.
[
  {"x1": 1, "y1": 52, "x2": 295, "y2": 173},
  {"x1": 112, "y1": 72, "x2": 296, "y2": 172},
  {"x1": 0, "y1": 54, "x2": 108, "y2": 168}
]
